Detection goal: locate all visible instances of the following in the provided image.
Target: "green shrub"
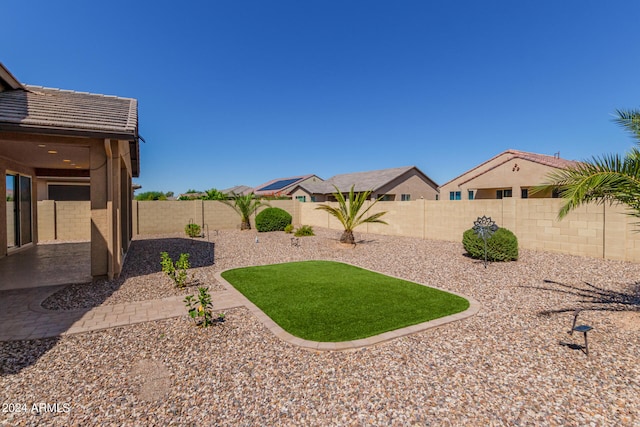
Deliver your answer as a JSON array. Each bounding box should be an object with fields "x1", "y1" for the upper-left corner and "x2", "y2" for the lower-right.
[
  {"x1": 462, "y1": 227, "x2": 518, "y2": 262},
  {"x1": 294, "y1": 225, "x2": 315, "y2": 237},
  {"x1": 284, "y1": 224, "x2": 294, "y2": 234},
  {"x1": 185, "y1": 223, "x2": 201, "y2": 237},
  {"x1": 255, "y1": 207, "x2": 292, "y2": 232},
  {"x1": 160, "y1": 252, "x2": 191, "y2": 287}
]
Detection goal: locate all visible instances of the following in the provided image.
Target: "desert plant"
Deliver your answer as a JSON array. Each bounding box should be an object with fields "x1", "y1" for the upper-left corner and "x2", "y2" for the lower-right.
[
  {"x1": 294, "y1": 225, "x2": 315, "y2": 237},
  {"x1": 256, "y1": 207, "x2": 292, "y2": 232},
  {"x1": 315, "y1": 185, "x2": 388, "y2": 244},
  {"x1": 135, "y1": 191, "x2": 169, "y2": 201},
  {"x1": 534, "y1": 109, "x2": 640, "y2": 224},
  {"x1": 221, "y1": 192, "x2": 269, "y2": 230},
  {"x1": 462, "y1": 228, "x2": 518, "y2": 262},
  {"x1": 160, "y1": 252, "x2": 191, "y2": 287},
  {"x1": 185, "y1": 223, "x2": 201, "y2": 237},
  {"x1": 284, "y1": 224, "x2": 294, "y2": 234},
  {"x1": 184, "y1": 287, "x2": 214, "y2": 327}
]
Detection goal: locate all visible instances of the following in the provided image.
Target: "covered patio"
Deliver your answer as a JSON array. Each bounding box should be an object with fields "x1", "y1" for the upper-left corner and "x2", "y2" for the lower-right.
[
  {"x1": 0, "y1": 242, "x2": 91, "y2": 291},
  {"x1": 0, "y1": 62, "x2": 140, "y2": 283}
]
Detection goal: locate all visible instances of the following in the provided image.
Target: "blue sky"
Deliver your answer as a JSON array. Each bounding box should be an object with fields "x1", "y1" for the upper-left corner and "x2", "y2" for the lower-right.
[{"x1": 3, "y1": 1, "x2": 639, "y2": 194}]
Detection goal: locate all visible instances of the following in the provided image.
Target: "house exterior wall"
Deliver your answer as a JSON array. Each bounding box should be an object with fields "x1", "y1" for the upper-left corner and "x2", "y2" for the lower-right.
[
  {"x1": 375, "y1": 170, "x2": 439, "y2": 200},
  {"x1": 440, "y1": 155, "x2": 563, "y2": 200}
]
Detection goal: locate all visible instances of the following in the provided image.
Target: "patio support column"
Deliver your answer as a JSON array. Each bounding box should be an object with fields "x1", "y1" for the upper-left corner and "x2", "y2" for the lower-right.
[
  {"x1": 90, "y1": 141, "x2": 109, "y2": 277},
  {"x1": 89, "y1": 139, "x2": 125, "y2": 279}
]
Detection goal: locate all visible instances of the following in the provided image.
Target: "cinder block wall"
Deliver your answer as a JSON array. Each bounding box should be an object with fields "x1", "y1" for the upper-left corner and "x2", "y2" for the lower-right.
[
  {"x1": 36, "y1": 201, "x2": 91, "y2": 241},
  {"x1": 299, "y1": 199, "x2": 640, "y2": 262},
  {"x1": 38, "y1": 198, "x2": 640, "y2": 262},
  {"x1": 132, "y1": 199, "x2": 299, "y2": 235},
  {"x1": 36, "y1": 200, "x2": 55, "y2": 241},
  {"x1": 55, "y1": 201, "x2": 91, "y2": 240}
]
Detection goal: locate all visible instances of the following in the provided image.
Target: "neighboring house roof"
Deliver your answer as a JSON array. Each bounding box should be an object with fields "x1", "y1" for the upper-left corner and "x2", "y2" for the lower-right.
[
  {"x1": 0, "y1": 62, "x2": 24, "y2": 91},
  {"x1": 295, "y1": 166, "x2": 437, "y2": 195},
  {"x1": 440, "y1": 149, "x2": 578, "y2": 188},
  {"x1": 221, "y1": 185, "x2": 253, "y2": 195},
  {"x1": 253, "y1": 174, "x2": 320, "y2": 195}
]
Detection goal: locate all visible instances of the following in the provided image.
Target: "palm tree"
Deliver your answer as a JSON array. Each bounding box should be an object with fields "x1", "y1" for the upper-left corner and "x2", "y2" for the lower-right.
[
  {"x1": 315, "y1": 185, "x2": 388, "y2": 244},
  {"x1": 534, "y1": 109, "x2": 640, "y2": 221},
  {"x1": 222, "y1": 192, "x2": 269, "y2": 230}
]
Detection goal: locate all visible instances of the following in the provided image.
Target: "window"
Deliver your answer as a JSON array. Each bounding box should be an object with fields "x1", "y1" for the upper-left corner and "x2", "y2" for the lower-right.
[
  {"x1": 521, "y1": 188, "x2": 528, "y2": 199},
  {"x1": 449, "y1": 191, "x2": 461, "y2": 200},
  {"x1": 295, "y1": 196, "x2": 306, "y2": 202},
  {"x1": 378, "y1": 194, "x2": 393, "y2": 201},
  {"x1": 497, "y1": 189, "x2": 512, "y2": 199},
  {"x1": 435, "y1": 194, "x2": 439, "y2": 201},
  {"x1": 401, "y1": 194, "x2": 410, "y2": 201},
  {"x1": 468, "y1": 190, "x2": 474, "y2": 200}
]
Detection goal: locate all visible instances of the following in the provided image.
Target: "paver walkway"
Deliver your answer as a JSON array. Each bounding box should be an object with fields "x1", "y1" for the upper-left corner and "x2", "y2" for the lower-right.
[
  {"x1": 0, "y1": 269, "x2": 481, "y2": 351},
  {"x1": 0, "y1": 286, "x2": 246, "y2": 341}
]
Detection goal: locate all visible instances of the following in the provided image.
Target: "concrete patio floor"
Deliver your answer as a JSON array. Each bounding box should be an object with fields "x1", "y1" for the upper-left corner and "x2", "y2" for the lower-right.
[{"x1": 0, "y1": 242, "x2": 92, "y2": 291}]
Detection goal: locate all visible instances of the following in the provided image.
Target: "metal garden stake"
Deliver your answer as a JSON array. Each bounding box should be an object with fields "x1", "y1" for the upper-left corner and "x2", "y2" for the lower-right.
[{"x1": 472, "y1": 216, "x2": 499, "y2": 268}]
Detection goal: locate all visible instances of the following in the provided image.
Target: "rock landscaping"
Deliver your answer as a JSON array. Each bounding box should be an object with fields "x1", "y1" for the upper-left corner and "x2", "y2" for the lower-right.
[{"x1": 1, "y1": 228, "x2": 639, "y2": 426}]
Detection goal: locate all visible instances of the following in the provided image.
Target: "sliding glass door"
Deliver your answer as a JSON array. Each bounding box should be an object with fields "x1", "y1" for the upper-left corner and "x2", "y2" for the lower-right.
[{"x1": 6, "y1": 173, "x2": 32, "y2": 250}]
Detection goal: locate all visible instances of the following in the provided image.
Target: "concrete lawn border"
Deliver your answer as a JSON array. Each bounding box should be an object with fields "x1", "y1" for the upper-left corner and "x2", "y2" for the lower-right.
[{"x1": 215, "y1": 261, "x2": 482, "y2": 352}]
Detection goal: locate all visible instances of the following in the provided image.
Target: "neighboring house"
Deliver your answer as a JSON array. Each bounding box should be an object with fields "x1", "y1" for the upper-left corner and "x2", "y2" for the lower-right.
[
  {"x1": 439, "y1": 149, "x2": 578, "y2": 200},
  {"x1": 0, "y1": 62, "x2": 141, "y2": 279},
  {"x1": 253, "y1": 174, "x2": 323, "y2": 197},
  {"x1": 289, "y1": 166, "x2": 439, "y2": 202},
  {"x1": 221, "y1": 185, "x2": 253, "y2": 196}
]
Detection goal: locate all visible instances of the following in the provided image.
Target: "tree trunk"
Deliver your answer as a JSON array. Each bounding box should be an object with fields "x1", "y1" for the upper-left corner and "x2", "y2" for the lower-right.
[
  {"x1": 340, "y1": 230, "x2": 355, "y2": 244},
  {"x1": 241, "y1": 219, "x2": 251, "y2": 230}
]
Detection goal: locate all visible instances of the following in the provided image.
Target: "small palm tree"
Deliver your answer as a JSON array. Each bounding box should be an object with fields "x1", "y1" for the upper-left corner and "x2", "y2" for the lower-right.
[
  {"x1": 534, "y1": 109, "x2": 640, "y2": 221},
  {"x1": 315, "y1": 185, "x2": 388, "y2": 244},
  {"x1": 222, "y1": 192, "x2": 269, "y2": 230}
]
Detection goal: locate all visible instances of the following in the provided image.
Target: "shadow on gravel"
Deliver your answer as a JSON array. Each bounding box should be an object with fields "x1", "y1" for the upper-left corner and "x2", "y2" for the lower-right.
[
  {"x1": 2, "y1": 238, "x2": 215, "y2": 374},
  {"x1": 0, "y1": 338, "x2": 59, "y2": 376},
  {"x1": 526, "y1": 279, "x2": 640, "y2": 316},
  {"x1": 41, "y1": 238, "x2": 215, "y2": 311}
]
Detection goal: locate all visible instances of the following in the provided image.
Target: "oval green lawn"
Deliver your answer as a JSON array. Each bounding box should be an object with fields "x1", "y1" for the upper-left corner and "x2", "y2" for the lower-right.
[{"x1": 221, "y1": 260, "x2": 469, "y2": 342}]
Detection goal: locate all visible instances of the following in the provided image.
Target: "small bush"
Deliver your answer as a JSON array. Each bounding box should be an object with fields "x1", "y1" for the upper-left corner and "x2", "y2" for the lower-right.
[
  {"x1": 284, "y1": 224, "x2": 294, "y2": 234},
  {"x1": 462, "y1": 227, "x2": 518, "y2": 262},
  {"x1": 256, "y1": 207, "x2": 292, "y2": 232},
  {"x1": 185, "y1": 223, "x2": 201, "y2": 237},
  {"x1": 160, "y1": 252, "x2": 191, "y2": 287},
  {"x1": 295, "y1": 225, "x2": 315, "y2": 237}
]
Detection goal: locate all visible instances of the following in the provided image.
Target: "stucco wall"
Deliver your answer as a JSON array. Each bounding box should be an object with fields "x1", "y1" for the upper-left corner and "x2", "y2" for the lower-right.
[{"x1": 440, "y1": 156, "x2": 565, "y2": 200}]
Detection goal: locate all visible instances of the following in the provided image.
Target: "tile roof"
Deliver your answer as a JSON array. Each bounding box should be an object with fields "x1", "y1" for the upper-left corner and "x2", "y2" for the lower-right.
[
  {"x1": 0, "y1": 85, "x2": 138, "y2": 139},
  {"x1": 440, "y1": 149, "x2": 579, "y2": 188},
  {"x1": 296, "y1": 166, "x2": 436, "y2": 194},
  {"x1": 221, "y1": 185, "x2": 253, "y2": 195},
  {"x1": 253, "y1": 174, "x2": 318, "y2": 195}
]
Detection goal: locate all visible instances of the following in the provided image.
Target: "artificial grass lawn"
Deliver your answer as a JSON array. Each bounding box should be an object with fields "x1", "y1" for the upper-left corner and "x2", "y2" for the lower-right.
[{"x1": 221, "y1": 260, "x2": 470, "y2": 342}]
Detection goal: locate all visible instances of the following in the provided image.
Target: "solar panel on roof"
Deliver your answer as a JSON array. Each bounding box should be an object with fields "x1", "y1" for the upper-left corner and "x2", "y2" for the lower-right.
[{"x1": 257, "y1": 178, "x2": 302, "y2": 192}]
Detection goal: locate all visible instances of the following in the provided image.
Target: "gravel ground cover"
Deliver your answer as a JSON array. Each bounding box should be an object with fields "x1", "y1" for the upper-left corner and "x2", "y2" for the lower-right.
[{"x1": 2, "y1": 228, "x2": 639, "y2": 426}]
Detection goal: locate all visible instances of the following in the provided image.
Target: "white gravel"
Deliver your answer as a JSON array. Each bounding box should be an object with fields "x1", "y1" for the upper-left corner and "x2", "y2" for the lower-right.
[{"x1": 2, "y1": 228, "x2": 639, "y2": 426}]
